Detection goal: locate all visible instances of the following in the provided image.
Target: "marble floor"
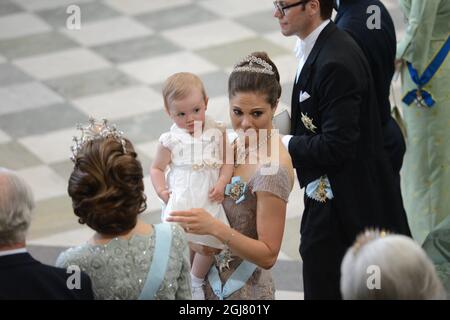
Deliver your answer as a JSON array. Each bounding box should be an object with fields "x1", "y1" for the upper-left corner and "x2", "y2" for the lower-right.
[{"x1": 0, "y1": 0, "x2": 406, "y2": 300}]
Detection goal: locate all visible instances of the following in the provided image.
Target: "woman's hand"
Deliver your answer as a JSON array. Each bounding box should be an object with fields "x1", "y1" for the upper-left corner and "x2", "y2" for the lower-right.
[
  {"x1": 189, "y1": 243, "x2": 221, "y2": 256},
  {"x1": 166, "y1": 208, "x2": 218, "y2": 235}
]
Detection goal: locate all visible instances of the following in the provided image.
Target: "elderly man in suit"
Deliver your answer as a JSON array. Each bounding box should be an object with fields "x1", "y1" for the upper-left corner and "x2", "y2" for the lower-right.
[
  {"x1": 0, "y1": 167, "x2": 94, "y2": 300},
  {"x1": 274, "y1": 0, "x2": 411, "y2": 299}
]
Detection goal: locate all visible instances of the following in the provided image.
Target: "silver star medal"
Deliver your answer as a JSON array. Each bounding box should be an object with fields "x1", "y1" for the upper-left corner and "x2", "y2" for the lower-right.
[
  {"x1": 215, "y1": 248, "x2": 234, "y2": 272},
  {"x1": 301, "y1": 112, "x2": 317, "y2": 133}
]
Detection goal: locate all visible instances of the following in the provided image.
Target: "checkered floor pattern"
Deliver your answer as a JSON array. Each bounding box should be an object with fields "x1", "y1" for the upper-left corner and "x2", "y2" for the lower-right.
[{"x1": 0, "y1": 0, "x2": 405, "y2": 300}]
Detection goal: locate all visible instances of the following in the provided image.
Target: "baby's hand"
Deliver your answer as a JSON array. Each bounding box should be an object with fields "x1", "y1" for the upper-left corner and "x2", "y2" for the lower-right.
[
  {"x1": 158, "y1": 188, "x2": 171, "y2": 204},
  {"x1": 209, "y1": 182, "x2": 226, "y2": 203},
  {"x1": 189, "y1": 243, "x2": 221, "y2": 256}
]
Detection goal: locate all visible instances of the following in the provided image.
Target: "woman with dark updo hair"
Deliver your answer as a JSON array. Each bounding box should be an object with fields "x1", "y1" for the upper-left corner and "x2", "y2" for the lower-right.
[
  {"x1": 168, "y1": 52, "x2": 295, "y2": 300},
  {"x1": 56, "y1": 119, "x2": 191, "y2": 300}
]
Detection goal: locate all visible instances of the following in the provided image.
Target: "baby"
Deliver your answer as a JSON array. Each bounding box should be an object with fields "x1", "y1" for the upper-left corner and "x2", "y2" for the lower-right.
[{"x1": 150, "y1": 72, "x2": 233, "y2": 300}]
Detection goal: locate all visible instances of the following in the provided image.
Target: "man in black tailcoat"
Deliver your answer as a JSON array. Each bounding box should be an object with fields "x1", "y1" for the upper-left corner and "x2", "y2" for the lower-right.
[{"x1": 273, "y1": 0, "x2": 411, "y2": 299}]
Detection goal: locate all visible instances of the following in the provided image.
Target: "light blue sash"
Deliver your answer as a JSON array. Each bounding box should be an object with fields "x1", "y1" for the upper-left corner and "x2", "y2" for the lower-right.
[
  {"x1": 138, "y1": 223, "x2": 173, "y2": 300},
  {"x1": 306, "y1": 175, "x2": 334, "y2": 202},
  {"x1": 207, "y1": 260, "x2": 257, "y2": 300},
  {"x1": 402, "y1": 35, "x2": 450, "y2": 108}
]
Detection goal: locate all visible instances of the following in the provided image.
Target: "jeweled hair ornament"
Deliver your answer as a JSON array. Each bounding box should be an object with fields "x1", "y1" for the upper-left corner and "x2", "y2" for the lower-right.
[
  {"x1": 70, "y1": 117, "x2": 127, "y2": 163},
  {"x1": 232, "y1": 55, "x2": 275, "y2": 75},
  {"x1": 352, "y1": 229, "x2": 390, "y2": 255}
]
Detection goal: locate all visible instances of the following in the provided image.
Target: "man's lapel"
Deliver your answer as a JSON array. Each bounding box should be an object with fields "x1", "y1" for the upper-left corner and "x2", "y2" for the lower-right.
[
  {"x1": 297, "y1": 21, "x2": 337, "y2": 91},
  {"x1": 291, "y1": 22, "x2": 337, "y2": 134},
  {"x1": 290, "y1": 79, "x2": 301, "y2": 134}
]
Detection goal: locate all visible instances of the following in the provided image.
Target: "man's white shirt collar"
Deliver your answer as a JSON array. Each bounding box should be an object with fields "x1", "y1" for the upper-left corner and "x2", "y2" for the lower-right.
[
  {"x1": 0, "y1": 248, "x2": 27, "y2": 257},
  {"x1": 294, "y1": 19, "x2": 330, "y2": 82},
  {"x1": 294, "y1": 19, "x2": 331, "y2": 60}
]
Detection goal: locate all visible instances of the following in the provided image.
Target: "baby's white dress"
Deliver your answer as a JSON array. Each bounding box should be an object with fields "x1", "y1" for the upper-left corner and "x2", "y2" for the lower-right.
[{"x1": 159, "y1": 116, "x2": 229, "y2": 249}]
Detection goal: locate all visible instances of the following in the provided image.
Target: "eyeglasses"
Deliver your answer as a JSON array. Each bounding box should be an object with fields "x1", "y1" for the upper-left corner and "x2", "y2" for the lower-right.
[{"x1": 273, "y1": 1, "x2": 309, "y2": 17}]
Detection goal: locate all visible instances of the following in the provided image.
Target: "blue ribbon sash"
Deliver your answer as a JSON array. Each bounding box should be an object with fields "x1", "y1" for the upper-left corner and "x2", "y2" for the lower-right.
[
  {"x1": 207, "y1": 260, "x2": 257, "y2": 300},
  {"x1": 138, "y1": 223, "x2": 173, "y2": 300},
  {"x1": 402, "y1": 35, "x2": 450, "y2": 108}
]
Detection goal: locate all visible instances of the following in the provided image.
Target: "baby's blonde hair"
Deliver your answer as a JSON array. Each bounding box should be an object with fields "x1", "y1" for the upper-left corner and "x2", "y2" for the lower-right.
[{"x1": 162, "y1": 72, "x2": 207, "y2": 112}]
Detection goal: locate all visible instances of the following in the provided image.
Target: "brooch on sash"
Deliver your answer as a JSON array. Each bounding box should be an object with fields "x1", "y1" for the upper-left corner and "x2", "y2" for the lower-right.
[
  {"x1": 306, "y1": 175, "x2": 334, "y2": 203},
  {"x1": 225, "y1": 176, "x2": 247, "y2": 204},
  {"x1": 315, "y1": 178, "x2": 328, "y2": 202},
  {"x1": 215, "y1": 249, "x2": 234, "y2": 272},
  {"x1": 301, "y1": 112, "x2": 317, "y2": 133}
]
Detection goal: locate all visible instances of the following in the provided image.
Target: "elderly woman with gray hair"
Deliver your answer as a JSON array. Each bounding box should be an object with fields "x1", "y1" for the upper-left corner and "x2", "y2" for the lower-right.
[
  {"x1": 340, "y1": 229, "x2": 446, "y2": 300},
  {"x1": 0, "y1": 167, "x2": 94, "y2": 299}
]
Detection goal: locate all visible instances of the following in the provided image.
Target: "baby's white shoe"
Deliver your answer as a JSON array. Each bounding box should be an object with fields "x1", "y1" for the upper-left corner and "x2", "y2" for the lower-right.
[{"x1": 192, "y1": 286, "x2": 205, "y2": 300}]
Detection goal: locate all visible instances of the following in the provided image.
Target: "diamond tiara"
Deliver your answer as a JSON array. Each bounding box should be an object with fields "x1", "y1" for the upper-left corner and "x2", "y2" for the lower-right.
[
  {"x1": 352, "y1": 229, "x2": 390, "y2": 255},
  {"x1": 232, "y1": 55, "x2": 275, "y2": 75},
  {"x1": 70, "y1": 117, "x2": 127, "y2": 163}
]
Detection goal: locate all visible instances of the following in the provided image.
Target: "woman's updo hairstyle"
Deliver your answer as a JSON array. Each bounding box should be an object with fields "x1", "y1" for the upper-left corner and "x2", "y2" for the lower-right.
[
  {"x1": 68, "y1": 136, "x2": 147, "y2": 235},
  {"x1": 228, "y1": 51, "x2": 281, "y2": 108}
]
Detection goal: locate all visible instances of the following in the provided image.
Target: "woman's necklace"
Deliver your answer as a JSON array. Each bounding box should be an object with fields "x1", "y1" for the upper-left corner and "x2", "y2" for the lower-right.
[{"x1": 234, "y1": 132, "x2": 272, "y2": 168}]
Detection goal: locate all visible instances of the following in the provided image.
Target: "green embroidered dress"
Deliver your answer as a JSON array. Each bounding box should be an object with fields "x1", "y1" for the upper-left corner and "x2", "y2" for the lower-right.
[
  {"x1": 397, "y1": 0, "x2": 450, "y2": 245},
  {"x1": 56, "y1": 224, "x2": 191, "y2": 300}
]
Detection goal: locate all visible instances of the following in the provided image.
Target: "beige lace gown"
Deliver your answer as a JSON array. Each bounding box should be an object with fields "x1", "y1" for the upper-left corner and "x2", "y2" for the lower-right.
[{"x1": 205, "y1": 166, "x2": 292, "y2": 300}]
